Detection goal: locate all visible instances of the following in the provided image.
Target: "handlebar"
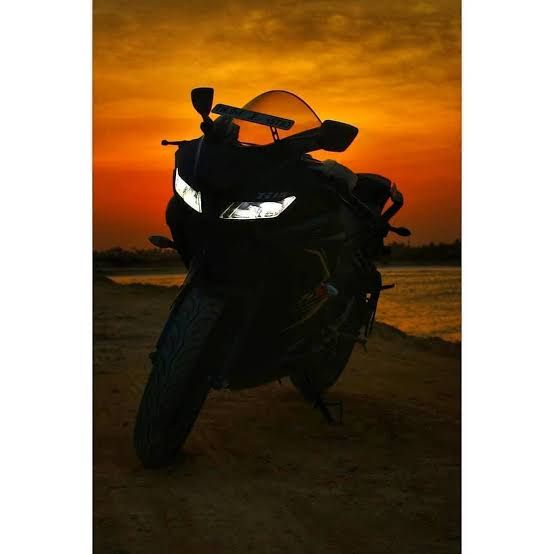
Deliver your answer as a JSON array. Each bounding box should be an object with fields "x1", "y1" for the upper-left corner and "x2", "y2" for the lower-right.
[{"x1": 161, "y1": 139, "x2": 186, "y2": 146}]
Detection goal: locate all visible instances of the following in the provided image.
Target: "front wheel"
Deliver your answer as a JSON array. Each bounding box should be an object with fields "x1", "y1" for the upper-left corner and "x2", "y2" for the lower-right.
[{"x1": 133, "y1": 287, "x2": 223, "y2": 468}]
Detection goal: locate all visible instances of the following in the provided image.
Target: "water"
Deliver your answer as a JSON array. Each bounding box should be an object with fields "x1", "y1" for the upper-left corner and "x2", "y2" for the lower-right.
[
  {"x1": 109, "y1": 266, "x2": 461, "y2": 343},
  {"x1": 376, "y1": 267, "x2": 460, "y2": 343}
]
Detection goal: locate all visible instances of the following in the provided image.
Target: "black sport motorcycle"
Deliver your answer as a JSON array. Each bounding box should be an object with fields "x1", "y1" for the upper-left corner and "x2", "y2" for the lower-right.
[{"x1": 133, "y1": 87, "x2": 410, "y2": 468}]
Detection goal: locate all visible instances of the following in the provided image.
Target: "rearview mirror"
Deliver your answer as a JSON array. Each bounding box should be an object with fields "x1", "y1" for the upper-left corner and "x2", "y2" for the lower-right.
[
  {"x1": 320, "y1": 120, "x2": 358, "y2": 152},
  {"x1": 191, "y1": 87, "x2": 214, "y2": 118}
]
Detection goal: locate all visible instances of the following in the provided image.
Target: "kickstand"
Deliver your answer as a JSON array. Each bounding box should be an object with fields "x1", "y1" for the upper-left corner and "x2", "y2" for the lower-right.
[
  {"x1": 304, "y1": 372, "x2": 343, "y2": 424},
  {"x1": 313, "y1": 394, "x2": 343, "y2": 425}
]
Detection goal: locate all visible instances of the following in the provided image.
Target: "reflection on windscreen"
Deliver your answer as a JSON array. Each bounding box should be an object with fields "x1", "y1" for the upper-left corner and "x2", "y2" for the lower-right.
[{"x1": 234, "y1": 90, "x2": 322, "y2": 145}]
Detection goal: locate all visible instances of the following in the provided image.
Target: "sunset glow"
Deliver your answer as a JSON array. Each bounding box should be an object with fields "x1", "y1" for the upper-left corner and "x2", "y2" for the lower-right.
[{"x1": 94, "y1": 0, "x2": 460, "y2": 248}]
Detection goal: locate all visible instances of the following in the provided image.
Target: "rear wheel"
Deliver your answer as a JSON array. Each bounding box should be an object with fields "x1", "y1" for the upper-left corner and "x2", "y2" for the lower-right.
[
  {"x1": 289, "y1": 296, "x2": 364, "y2": 402},
  {"x1": 133, "y1": 287, "x2": 223, "y2": 468}
]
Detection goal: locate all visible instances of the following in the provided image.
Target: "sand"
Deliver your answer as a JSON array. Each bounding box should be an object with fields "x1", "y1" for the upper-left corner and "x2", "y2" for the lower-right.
[{"x1": 94, "y1": 278, "x2": 460, "y2": 554}]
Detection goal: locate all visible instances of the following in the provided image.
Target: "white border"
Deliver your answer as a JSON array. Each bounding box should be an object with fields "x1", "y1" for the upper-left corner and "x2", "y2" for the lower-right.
[
  {"x1": 463, "y1": 1, "x2": 554, "y2": 552},
  {"x1": 0, "y1": 1, "x2": 92, "y2": 553},
  {"x1": 1, "y1": 0, "x2": 554, "y2": 552}
]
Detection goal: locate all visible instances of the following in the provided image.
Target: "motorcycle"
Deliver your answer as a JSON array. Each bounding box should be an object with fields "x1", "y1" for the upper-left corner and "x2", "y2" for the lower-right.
[{"x1": 133, "y1": 87, "x2": 410, "y2": 468}]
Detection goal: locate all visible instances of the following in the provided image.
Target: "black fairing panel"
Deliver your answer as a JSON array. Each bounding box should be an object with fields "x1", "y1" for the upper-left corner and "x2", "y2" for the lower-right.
[
  {"x1": 174, "y1": 138, "x2": 202, "y2": 185},
  {"x1": 353, "y1": 173, "x2": 391, "y2": 212}
]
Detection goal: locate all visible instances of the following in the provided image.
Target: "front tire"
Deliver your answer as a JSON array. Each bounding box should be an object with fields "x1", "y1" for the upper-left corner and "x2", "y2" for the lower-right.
[{"x1": 133, "y1": 287, "x2": 223, "y2": 468}]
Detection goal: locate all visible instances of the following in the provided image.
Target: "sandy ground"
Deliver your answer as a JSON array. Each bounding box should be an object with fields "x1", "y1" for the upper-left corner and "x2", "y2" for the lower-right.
[{"x1": 94, "y1": 278, "x2": 460, "y2": 554}]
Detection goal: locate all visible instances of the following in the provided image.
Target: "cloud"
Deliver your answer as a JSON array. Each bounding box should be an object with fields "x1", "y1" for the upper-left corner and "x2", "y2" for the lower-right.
[
  {"x1": 93, "y1": 0, "x2": 461, "y2": 246},
  {"x1": 94, "y1": 0, "x2": 460, "y2": 105}
]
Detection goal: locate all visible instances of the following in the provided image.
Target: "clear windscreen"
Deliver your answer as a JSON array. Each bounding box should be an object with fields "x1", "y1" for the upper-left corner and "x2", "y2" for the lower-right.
[{"x1": 231, "y1": 90, "x2": 322, "y2": 145}]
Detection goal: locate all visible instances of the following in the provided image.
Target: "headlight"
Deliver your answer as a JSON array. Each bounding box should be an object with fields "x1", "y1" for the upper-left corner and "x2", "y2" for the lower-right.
[
  {"x1": 220, "y1": 196, "x2": 296, "y2": 219},
  {"x1": 175, "y1": 170, "x2": 202, "y2": 213}
]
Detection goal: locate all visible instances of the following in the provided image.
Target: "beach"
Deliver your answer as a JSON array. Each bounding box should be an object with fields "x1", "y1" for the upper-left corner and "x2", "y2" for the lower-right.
[
  {"x1": 94, "y1": 277, "x2": 460, "y2": 553},
  {"x1": 105, "y1": 265, "x2": 462, "y2": 342}
]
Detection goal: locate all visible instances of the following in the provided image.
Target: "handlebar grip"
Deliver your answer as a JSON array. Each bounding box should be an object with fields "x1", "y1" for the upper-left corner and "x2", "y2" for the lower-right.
[{"x1": 161, "y1": 139, "x2": 185, "y2": 146}]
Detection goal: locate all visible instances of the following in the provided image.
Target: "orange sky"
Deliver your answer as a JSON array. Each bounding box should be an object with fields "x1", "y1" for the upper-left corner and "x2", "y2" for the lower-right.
[{"x1": 93, "y1": 0, "x2": 460, "y2": 249}]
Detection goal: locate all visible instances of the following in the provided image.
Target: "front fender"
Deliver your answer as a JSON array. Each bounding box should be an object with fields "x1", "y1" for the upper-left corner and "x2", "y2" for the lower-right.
[{"x1": 158, "y1": 266, "x2": 267, "y2": 388}]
